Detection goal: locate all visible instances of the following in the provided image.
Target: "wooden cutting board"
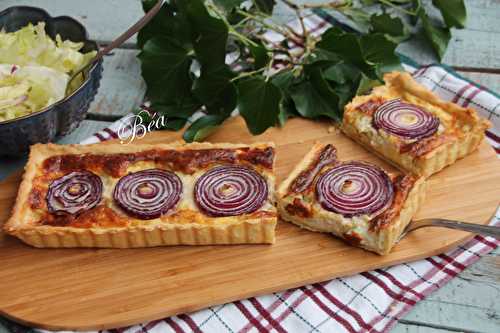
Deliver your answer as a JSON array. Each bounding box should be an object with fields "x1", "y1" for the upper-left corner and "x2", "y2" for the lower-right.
[{"x1": 0, "y1": 117, "x2": 499, "y2": 331}]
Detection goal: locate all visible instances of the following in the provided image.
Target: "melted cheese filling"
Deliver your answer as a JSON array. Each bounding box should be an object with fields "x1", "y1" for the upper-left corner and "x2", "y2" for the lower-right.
[
  {"x1": 281, "y1": 193, "x2": 379, "y2": 249},
  {"x1": 30, "y1": 160, "x2": 276, "y2": 228}
]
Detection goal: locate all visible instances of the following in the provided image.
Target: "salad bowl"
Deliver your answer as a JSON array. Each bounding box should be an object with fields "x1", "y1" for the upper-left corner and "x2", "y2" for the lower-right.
[{"x1": 0, "y1": 6, "x2": 103, "y2": 156}]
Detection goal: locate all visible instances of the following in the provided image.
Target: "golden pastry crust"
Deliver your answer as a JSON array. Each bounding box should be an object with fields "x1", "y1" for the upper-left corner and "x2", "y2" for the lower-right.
[
  {"x1": 277, "y1": 143, "x2": 426, "y2": 255},
  {"x1": 342, "y1": 71, "x2": 491, "y2": 177},
  {"x1": 4, "y1": 141, "x2": 277, "y2": 248}
]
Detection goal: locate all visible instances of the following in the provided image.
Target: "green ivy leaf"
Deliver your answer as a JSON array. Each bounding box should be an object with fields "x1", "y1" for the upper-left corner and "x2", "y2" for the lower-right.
[
  {"x1": 318, "y1": 28, "x2": 371, "y2": 74},
  {"x1": 370, "y1": 13, "x2": 410, "y2": 43},
  {"x1": 213, "y1": 0, "x2": 244, "y2": 13},
  {"x1": 323, "y1": 63, "x2": 360, "y2": 84},
  {"x1": 178, "y1": 0, "x2": 229, "y2": 68},
  {"x1": 133, "y1": 104, "x2": 196, "y2": 131},
  {"x1": 289, "y1": 68, "x2": 341, "y2": 121},
  {"x1": 356, "y1": 74, "x2": 382, "y2": 95},
  {"x1": 360, "y1": 34, "x2": 402, "y2": 76},
  {"x1": 136, "y1": 0, "x2": 465, "y2": 140},
  {"x1": 331, "y1": 83, "x2": 355, "y2": 112},
  {"x1": 271, "y1": 70, "x2": 295, "y2": 90},
  {"x1": 160, "y1": 118, "x2": 189, "y2": 131},
  {"x1": 183, "y1": 114, "x2": 227, "y2": 142},
  {"x1": 317, "y1": 28, "x2": 401, "y2": 80},
  {"x1": 193, "y1": 65, "x2": 237, "y2": 115},
  {"x1": 418, "y1": 7, "x2": 451, "y2": 60},
  {"x1": 138, "y1": 1, "x2": 192, "y2": 49},
  {"x1": 253, "y1": 0, "x2": 276, "y2": 15},
  {"x1": 360, "y1": 34, "x2": 397, "y2": 64},
  {"x1": 138, "y1": 37, "x2": 193, "y2": 104},
  {"x1": 149, "y1": 100, "x2": 201, "y2": 119},
  {"x1": 432, "y1": 0, "x2": 466, "y2": 29},
  {"x1": 341, "y1": 8, "x2": 372, "y2": 32},
  {"x1": 248, "y1": 43, "x2": 269, "y2": 69},
  {"x1": 237, "y1": 77, "x2": 282, "y2": 134},
  {"x1": 277, "y1": 95, "x2": 298, "y2": 127},
  {"x1": 311, "y1": 48, "x2": 342, "y2": 63}
]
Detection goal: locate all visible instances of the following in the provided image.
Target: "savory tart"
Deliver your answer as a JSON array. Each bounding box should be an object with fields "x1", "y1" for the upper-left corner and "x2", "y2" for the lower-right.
[
  {"x1": 4, "y1": 141, "x2": 277, "y2": 248},
  {"x1": 277, "y1": 143, "x2": 426, "y2": 255},
  {"x1": 342, "y1": 71, "x2": 491, "y2": 177}
]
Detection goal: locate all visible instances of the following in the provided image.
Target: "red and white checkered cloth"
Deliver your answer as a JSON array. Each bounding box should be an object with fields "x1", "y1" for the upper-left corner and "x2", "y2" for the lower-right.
[{"x1": 6, "y1": 12, "x2": 497, "y2": 333}]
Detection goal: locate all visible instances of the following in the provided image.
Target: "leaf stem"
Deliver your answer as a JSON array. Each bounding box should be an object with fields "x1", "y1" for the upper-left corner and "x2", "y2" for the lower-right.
[
  {"x1": 254, "y1": 34, "x2": 296, "y2": 60},
  {"x1": 229, "y1": 30, "x2": 259, "y2": 47},
  {"x1": 230, "y1": 67, "x2": 266, "y2": 82},
  {"x1": 208, "y1": 3, "x2": 259, "y2": 47},
  {"x1": 376, "y1": 0, "x2": 417, "y2": 16},
  {"x1": 236, "y1": 9, "x2": 290, "y2": 38},
  {"x1": 265, "y1": 57, "x2": 275, "y2": 82},
  {"x1": 280, "y1": 0, "x2": 349, "y2": 10},
  {"x1": 233, "y1": 16, "x2": 251, "y2": 28}
]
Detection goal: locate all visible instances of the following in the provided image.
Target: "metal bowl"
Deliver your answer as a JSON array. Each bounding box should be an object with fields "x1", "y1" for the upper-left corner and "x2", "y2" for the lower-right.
[{"x1": 0, "y1": 6, "x2": 103, "y2": 156}]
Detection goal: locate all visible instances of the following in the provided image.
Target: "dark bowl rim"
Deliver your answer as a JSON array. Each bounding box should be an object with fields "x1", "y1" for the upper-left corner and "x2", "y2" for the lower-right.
[{"x1": 0, "y1": 5, "x2": 101, "y2": 126}]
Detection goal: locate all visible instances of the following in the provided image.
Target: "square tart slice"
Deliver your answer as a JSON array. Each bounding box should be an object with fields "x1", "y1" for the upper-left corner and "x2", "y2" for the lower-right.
[
  {"x1": 342, "y1": 71, "x2": 491, "y2": 177},
  {"x1": 277, "y1": 143, "x2": 426, "y2": 255},
  {"x1": 4, "y1": 141, "x2": 277, "y2": 248}
]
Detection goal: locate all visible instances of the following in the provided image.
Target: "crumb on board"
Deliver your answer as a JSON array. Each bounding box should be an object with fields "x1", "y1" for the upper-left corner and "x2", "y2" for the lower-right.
[{"x1": 327, "y1": 125, "x2": 341, "y2": 134}]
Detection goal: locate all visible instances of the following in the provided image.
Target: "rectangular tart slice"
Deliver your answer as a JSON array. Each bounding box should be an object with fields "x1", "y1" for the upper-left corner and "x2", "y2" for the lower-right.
[
  {"x1": 277, "y1": 143, "x2": 426, "y2": 255},
  {"x1": 4, "y1": 141, "x2": 277, "y2": 248},
  {"x1": 342, "y1": 71, "x2": 490, "y2": 177}
]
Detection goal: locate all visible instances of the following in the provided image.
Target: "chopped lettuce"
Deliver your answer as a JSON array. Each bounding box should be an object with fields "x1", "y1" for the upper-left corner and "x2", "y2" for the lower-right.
[
  {"x1": 0, "y1": 22, "x2": 96, "y2": 121},
  {"x1": 0, "y1": 64, "x2": 69, "y2": 122},
  {"x1": 0, "y1": 22, "x2": 96, "y2": 75}
]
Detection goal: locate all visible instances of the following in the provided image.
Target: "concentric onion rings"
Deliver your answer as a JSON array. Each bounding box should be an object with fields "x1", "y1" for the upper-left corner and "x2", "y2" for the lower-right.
[
  {"x1": 194, "y1": 165, "x2": 268, "y2": 217},
  {"x1": 316, "y1": 162, "x2": 394, "y2": 217},
  {"x1": 46, "y1": 171, "x2": 103, "y2": 215},
  {"x1": 113, "y1": 169, "x2": 182, "y2": 220},
  {"x1": 373, "y1": 99, "x2": 439, "y2": 140}
]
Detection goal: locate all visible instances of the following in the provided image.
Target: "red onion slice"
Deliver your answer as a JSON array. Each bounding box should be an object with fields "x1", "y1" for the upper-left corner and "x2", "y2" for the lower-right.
[
  {"x1": 316, "y1": 162, "x2": 394, "y2": 217},
  {"x1": 373, "y1": 99, "x2": 439, "y2": 140},
  {"x1": 47, "y1": 171, "x2": 103, "y2": 215},
  {"x1": 194, "y1": 165, "x2": 268, "y2": 217},
  {"x1": 113, "y1": 169, "x2": 182, "y2": 220}
]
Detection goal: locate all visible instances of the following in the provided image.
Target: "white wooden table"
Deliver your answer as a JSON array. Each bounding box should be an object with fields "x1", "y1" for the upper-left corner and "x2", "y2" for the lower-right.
[{"x1": 0, "y1": 1, "x2": 499, "y2": 332}]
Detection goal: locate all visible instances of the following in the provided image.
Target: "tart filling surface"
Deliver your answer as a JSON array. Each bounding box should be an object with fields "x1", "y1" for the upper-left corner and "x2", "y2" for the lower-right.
[
  {"x1": 342, "y1": 71, "x2": 491, "y2": 177},
  {"x1": 277, "y1": 143, "x2": 426, "y2": 255},
  {"x1": 4, "y1": 142, "x2": 277, "y2": 247}
]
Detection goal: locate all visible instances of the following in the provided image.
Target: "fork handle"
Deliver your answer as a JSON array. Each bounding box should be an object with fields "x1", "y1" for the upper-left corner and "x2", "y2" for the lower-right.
[
  {"x1": 414, "y1": 219, "x2": 500, "y2": 239},
  {"x1": 94, "y1": 0, "x2": 164, "y2": 61},
  {"x1": 66, "y1": 0, "x2": 164, "y2": 95}
]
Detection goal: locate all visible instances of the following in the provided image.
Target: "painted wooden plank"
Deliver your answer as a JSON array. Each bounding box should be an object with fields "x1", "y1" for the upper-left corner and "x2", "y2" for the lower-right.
[
  {"x1": 393, "y1": 247, "x2": 500, "y2": 333},
  {"x1": 458, "y1": 249, "x2": 499, "y2": 285},
  {"x1": 398, "y1": 0, "x2": 500, "y2": 68},
  {"x1": 393, "y1": 324, "x2": 464, "y2": 333},
  {"x1": 0, "y1": 120, "x2": 111, "y2": 181},
  {"x1": 56, "y1": 120, "x2": 111, "y2": 144},
  {"x1": 0, "y1": 320, "x2": 12, "y2": 333},
  {"x1": 398, "y1": 29, "x2": 500, "y2": 69},
  {"x1": 87, "y1": 49, "x2": 145, "y2": 117}
]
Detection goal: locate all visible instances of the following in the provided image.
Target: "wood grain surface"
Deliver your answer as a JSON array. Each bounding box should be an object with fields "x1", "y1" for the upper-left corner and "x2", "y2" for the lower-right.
[{"x1": 0, "y1": 117, "x2": 498, "y2": 331}]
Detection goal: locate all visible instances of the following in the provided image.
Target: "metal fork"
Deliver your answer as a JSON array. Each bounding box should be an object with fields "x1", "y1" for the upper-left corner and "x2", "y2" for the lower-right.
[{"x1": 398, "y1": 218, "x2": 500, "y2": 242}]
